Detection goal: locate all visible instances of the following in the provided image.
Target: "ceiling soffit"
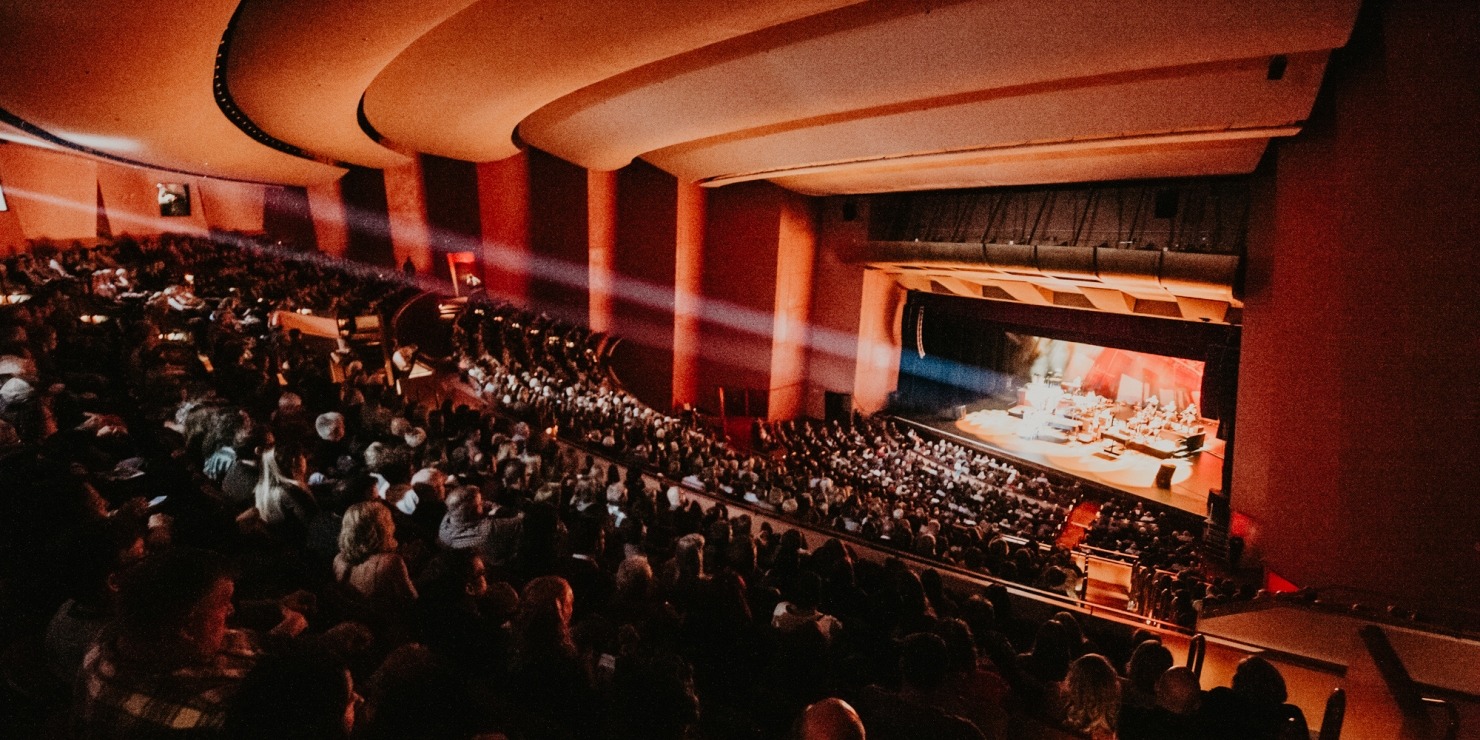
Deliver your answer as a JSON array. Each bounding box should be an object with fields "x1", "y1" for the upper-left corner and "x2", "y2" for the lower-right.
[
  {"x1": 522, "y1": 0, "x2": 1359, "y2": 193},
  {"x1": 0, "y1": 1, "x2": 342, "y2": 185},
  {"x1": 360, "y1": 0, "x2": 862, "y2": 162},
  {"x1": 224, "y1": 0, "x2": 480, "y2": 169}
]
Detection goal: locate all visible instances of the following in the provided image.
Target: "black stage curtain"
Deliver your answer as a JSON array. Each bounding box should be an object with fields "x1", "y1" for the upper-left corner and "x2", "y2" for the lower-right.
[{"x1": 893, "y1": 291, "x2": 1240, "y2": 421}]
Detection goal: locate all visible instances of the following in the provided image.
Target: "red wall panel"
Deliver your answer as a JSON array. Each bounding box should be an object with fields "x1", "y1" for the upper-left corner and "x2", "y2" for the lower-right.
[
  {"x1": 200, "y1": 178, "x2": 268, "y2": 235},
  {"x1": 307, "y1": 179, "x2": 349, "y2": 258},
  {"x1": 0, "y1": 145, "x2": 98, "y2": 244}
]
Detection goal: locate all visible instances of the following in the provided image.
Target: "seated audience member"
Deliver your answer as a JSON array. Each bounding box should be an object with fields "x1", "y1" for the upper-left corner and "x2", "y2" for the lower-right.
[
  {"x1": 607, "y1": 650, "x2": 701, "y2": 740},
  {"x1": 224, "y1": 649, "x2": 355, "y2": 740},
  {"x1": 333, "y1": 501, "x2": 417, "y2": 606},
  {"x1": 509, "y1": 576, "x2": 597, "y2": 736},
  {"x1": 219, "y1": 424, "x2": 271, "y2": 514},
  {"x1": 772, "y1": 570, "x2": 844, "y2": 644},
  {"x1": 438, "y1": 485, "x2": 490, "y2": 551},
  {"x1": 310, "y1": 412, "x2": 350, "y2": 475},
  {"x1": 250, "y1": 446, "x2": 318, "y2": 544},
  {"x1": 557, "y1": 519, "x2": 615, "y2": 621},
  {"x1": 357, "y1": 644, "x2": 478, "y2": 740},
  {"x1": 1060, "y1": 654, "x2": 1120, "y2": 740},
  {"x1": 75, "y1": 548, "x2": 258, "y2": 738},
  {"x1": 45, "y1": 516, "x2": 148, "y2": 686},
  {"x1": 1117, "y1": 639, "x2": 1174, "y2": 735},
  {"x1": 482, "y1": 484, "x2": 525, "y2": 575},
  {"x1": 1018, "y1": 619, "x2": 1073, "y2": 711},
  {"x1": 1120, "y1": 666, "x2": 1207, "y2": 740},
  {"x1": 1201, "y1": 656, "x2": 1309, "y2": 739},
  {"x1": 935, "y1": 618, "x2": 1010, "y2": 739},
  {"x1": 798, "y1": 698, "x2": 867, "y2": 740},
  {"x1": 855, "y1": 632, "x2": 986, "y2": 740}
]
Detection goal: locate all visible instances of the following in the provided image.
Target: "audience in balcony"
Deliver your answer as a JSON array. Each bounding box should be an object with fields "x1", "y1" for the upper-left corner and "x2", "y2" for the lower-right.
[{"x1": 0, "y1": 235, "x2": 1303, "y2": 740}]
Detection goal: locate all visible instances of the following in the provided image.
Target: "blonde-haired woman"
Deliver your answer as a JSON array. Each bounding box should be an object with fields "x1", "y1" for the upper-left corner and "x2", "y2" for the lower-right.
[
  {"x1": 334, "y1": 501, "x2": 417, "y2": 606},
  {"x1": 1061, "y1": 653, "x2": 1121, "y2": 739},
  {"x1": 251, "y1": 446, "x2": 318, "y2": 543}
]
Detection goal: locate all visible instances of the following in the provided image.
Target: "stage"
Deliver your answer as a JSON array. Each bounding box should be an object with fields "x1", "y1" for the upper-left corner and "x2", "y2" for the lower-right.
[{"x1": 895, "y1": 407, "x2": 1223, "y2": 516}]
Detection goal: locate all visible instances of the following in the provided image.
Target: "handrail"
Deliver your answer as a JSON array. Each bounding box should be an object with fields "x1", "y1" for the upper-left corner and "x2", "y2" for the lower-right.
[
  {"x1": 1359, "y1": 625, "x2": 1463, "y2": 739},
  {"x1": 1186, "y1": 633, "x2": 1207, "y2": 680},
  {"x1": 1317, "y1": 687, "x2": 1345, "y2": 740},
  {"x1": 1420, "y1": 697, "x2": 1461, "y2": 740},
  {"x1": 1287, "y1": 585, "x2": 1480, "y2": 639}
]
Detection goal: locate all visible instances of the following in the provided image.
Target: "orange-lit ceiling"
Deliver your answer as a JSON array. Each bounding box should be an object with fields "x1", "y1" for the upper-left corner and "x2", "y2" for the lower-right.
[{"x1": 0, "y1": 0, "x2": 1359, "y2": 193}]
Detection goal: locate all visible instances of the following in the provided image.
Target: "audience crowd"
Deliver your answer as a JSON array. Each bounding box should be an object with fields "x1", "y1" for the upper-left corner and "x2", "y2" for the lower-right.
[
  {"x1": 454, "y1": 293, "x2": 1216, "y2": 621},
  {"x1": 0, "y1": 235, "x2": 1300, "y2": 739}
]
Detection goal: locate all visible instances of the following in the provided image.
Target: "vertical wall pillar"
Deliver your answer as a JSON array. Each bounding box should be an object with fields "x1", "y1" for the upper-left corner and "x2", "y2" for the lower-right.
[
  {"x1": 605, "y1": 161, "x2": 678, "y2": 409},
  {"x1": 767, "y1": 192, "x2": 817, "y2": 420},
  {"x1": 673, "y1": 182, "x2": 706, "y2": 408},
  {"x1": 587, "y1": 170, "x2": 617, "y2": 334},
  {"x1": 418, "y1": 154, "x2": 481, "y2": 282},
  {"x1": 338, "y1": 168, "x2": 394, "y2": 266},
  {"x1": 383, "y1": 158, "x2": 432, "y2": 275},
  {"x1": 527, "y1": 149, "x2": 589, "y2": 324},
  {"x1": 696, "y1": 182, "x2": 783, "y2": 416},
  {"x1": 307, "y1": 179, "x2": 349, "y2": 258},
  {"x1": 476, "y1": 154, "x2": 531, "y2": 303},
  {"x1": 853, "y1": 269, "x2": 906, "y2": 414}
]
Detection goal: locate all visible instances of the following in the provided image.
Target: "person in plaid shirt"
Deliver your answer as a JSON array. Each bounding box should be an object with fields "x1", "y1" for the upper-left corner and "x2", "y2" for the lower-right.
[{"x1": 75, "y1": 547, "x2": 259, "y2": 739}]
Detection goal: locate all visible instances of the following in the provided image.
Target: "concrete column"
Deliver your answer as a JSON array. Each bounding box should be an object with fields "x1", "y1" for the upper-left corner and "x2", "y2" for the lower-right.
[
  {"x1": 587, "y1": 169, "x2": 617, "y2": 334},
  {"x1": 767, "y1": 192, "x2": 817, "y2": 420},
  {"x1": 852, "y1": 269, "x2": 906, "y2": 414},
  {"x1": 673, "y1": 182, "x2": 706, "y2": 407},
  {"x1": 476, "y1": 153, "x2": 531, "y2": 303},
  {"x1": 382, "y1": 158, "x2": 431, "y2": 274}
]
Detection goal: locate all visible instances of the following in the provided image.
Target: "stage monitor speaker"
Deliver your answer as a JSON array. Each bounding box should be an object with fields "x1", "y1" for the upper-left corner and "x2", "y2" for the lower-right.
[{"x1": 1155, "y1": 463, "x2": 1176, "y2": 489}]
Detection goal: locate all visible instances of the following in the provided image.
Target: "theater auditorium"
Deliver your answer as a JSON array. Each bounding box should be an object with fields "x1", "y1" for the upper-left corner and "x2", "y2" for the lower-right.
[{"x1": 0, "y1": 1, "x2": 1476, "y2": 738}]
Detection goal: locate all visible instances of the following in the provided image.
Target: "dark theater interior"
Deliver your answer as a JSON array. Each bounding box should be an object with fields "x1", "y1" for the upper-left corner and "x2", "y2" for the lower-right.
[{"x1": 0, "y1": 1, "x2": 1476, "y2": 738}]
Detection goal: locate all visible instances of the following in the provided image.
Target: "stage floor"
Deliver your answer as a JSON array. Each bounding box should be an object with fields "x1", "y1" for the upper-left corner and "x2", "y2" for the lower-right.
[{"x1": 898, "y1": 408, "x2": 1222, "y2": 516}]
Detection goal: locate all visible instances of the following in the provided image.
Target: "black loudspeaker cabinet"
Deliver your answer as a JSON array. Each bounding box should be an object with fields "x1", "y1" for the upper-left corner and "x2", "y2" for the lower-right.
[{"x1": 1154, "y1": 463, "x2": 1177, "y2": 489}]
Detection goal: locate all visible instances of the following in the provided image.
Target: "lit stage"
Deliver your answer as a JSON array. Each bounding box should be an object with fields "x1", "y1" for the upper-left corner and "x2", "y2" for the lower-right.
[{"x1": 898, "y1": 408, "x2": 1222, "y2": 516}]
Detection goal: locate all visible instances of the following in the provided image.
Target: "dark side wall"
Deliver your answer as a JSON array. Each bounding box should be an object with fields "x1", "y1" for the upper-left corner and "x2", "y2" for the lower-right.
[{"x1": 1234, "y1": 0, "x2": 1480, "y2": 606}]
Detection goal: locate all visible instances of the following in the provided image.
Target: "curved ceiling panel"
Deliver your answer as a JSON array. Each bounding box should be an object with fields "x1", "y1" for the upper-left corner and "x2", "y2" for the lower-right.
[
  {"x1": 0, "y1": 1, "x2": 342, "y2": 185},
  {"x1": 522, "y1": 0, "x2": 1359, "y2": 179},
  {"x1": 360, "y1": 0, "x2": 862, "y2": 162},
  {"x1": 767, "y1": 137, "x2": 1275, "y2": 196},
  {"x1": 225, "y1": 0, "x2": 480, "y2": 169},
  {"x1": 649, "y1": 52, "x2": 1330, "y2": 184}
]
